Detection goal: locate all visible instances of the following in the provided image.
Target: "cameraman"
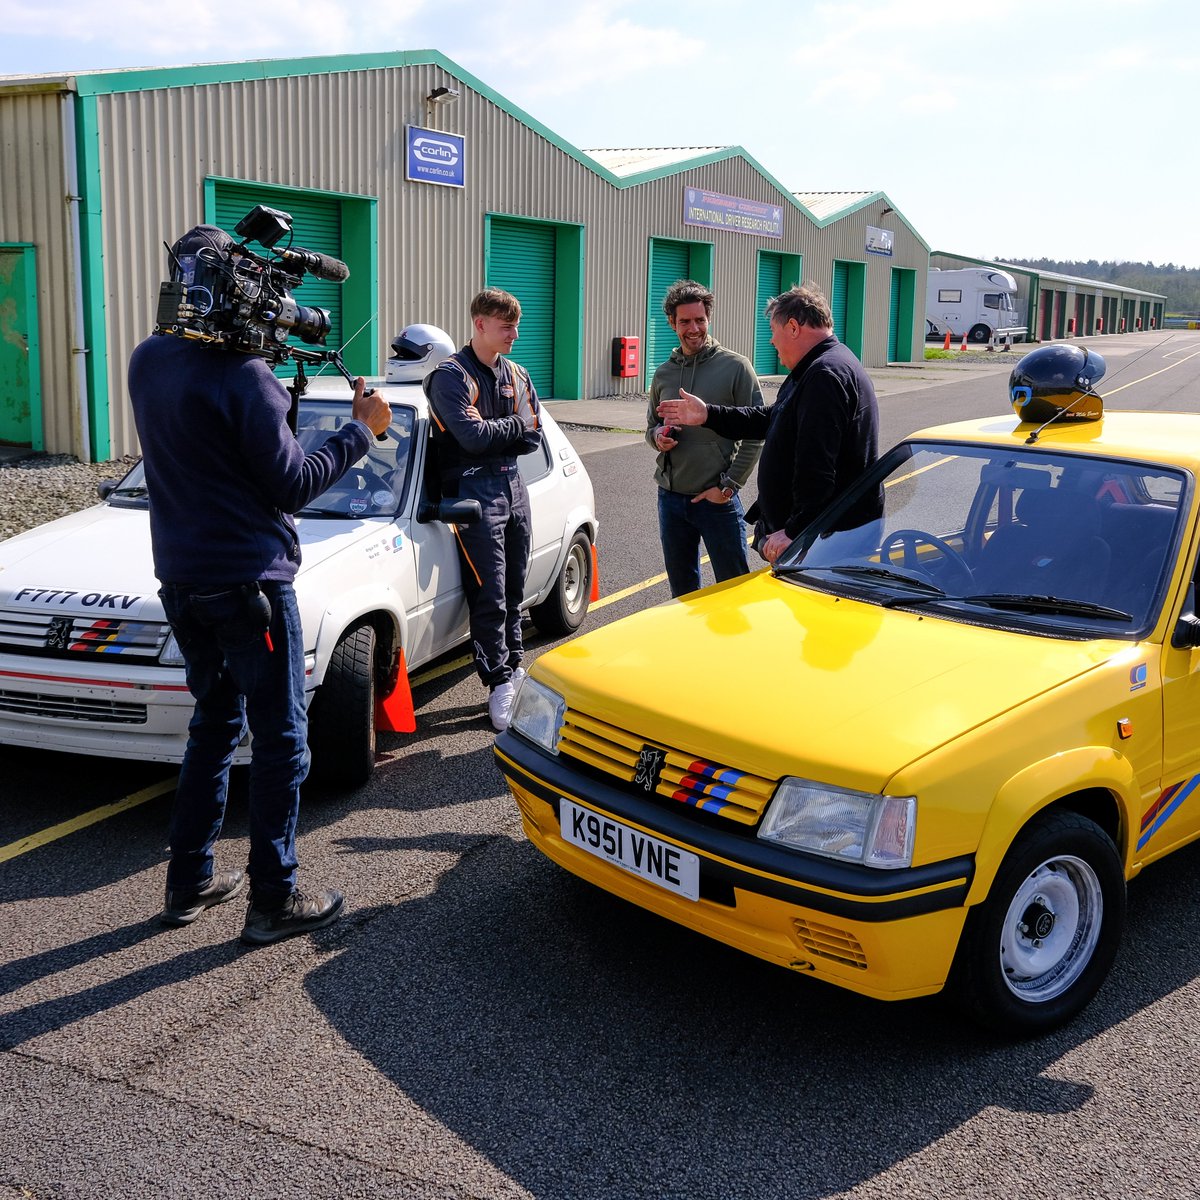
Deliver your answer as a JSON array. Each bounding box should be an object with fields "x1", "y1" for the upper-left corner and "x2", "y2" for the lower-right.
[{"x1": 129, "y1": 224, "x2": 391, "y2": 946}]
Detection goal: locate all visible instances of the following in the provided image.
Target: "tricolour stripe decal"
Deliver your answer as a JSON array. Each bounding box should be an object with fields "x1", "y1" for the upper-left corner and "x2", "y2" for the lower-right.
[
  {"x1": 669, "y1": 760, "x2": 748, "y2": 816},
  {"x1": 1138, "y1": 774, "x2": 1200, "y2": 849}
]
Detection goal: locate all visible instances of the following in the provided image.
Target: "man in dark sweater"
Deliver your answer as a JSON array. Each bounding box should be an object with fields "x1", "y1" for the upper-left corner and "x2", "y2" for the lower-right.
[
  {"x1": 128, "y1": 224, "x2": 391, "y2": 945},
  {"x1": 657, "y1": 283, "x2": 880, "y2": 564}
]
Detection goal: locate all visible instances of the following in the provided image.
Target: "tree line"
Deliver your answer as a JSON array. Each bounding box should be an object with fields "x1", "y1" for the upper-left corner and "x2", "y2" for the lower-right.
[{"x1": 997, "y1": 257, "x2": 1200, "y2": 314}]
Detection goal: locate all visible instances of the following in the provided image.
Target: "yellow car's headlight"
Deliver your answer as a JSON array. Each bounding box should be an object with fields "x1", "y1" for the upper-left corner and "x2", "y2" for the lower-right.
[
  {"x1": 758, "y1": 778, "x2": 915, "y2": 869},
  {"x1": 509, "y1": 677, "x2": 565, "y2": 754}
]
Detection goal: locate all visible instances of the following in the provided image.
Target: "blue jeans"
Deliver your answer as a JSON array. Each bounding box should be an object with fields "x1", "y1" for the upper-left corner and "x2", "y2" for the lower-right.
[
  {"x1": 159, "y1": 581, "x2": 309, "y2": 904},
  {"x1": 657, "y1": 487, "x2": 750, "y2": 598}
]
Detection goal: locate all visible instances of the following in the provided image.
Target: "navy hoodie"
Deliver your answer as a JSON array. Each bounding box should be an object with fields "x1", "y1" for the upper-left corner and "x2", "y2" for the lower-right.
[{"x1": 128, "y1": 335, "x2": 370, "y2": 584}]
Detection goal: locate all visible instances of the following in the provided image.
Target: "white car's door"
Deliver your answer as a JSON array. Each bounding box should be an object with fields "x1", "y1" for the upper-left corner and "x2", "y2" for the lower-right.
[
  {"x1": 518, "y1": 431, "x2": 561, "y2": 602},
  {"x1": 402, "y1": 425, "x2": 470, "y2": 664}
]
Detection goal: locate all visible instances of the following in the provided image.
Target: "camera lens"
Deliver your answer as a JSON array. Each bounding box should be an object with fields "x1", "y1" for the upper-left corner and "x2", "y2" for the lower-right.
[
  {"x1": 269, "y1": 296, "x2": 331, "y2": 345},
  {"x1": 291, "y1": 304, "x2": 332, "y2": 345}
]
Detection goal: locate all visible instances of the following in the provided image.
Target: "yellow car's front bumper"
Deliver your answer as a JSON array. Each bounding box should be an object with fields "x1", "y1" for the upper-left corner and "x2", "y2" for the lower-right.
[{"x1": 496, "y1": 733, "x2": 973, "y2": 1002}]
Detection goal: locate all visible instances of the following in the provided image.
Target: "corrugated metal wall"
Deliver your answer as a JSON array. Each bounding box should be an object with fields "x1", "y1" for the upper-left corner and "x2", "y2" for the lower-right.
[
  {"x1": 0, "y1": 87, "x2": 81, "y2": 454},
  {"x1": 72, "y1": 63, "x2": 927, "y2": 455}
]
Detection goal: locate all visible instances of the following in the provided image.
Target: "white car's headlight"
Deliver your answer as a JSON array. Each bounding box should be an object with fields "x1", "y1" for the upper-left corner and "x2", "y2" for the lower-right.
[
  {"x1": 159, "y1": 629, "x2": 185, "y2": 666},
  {"x1": 509, "y1": 677, "x2": 565, "y2": 754},
  {"x1": 758, "y1": 778, "x2": 915, "y2": 869}
]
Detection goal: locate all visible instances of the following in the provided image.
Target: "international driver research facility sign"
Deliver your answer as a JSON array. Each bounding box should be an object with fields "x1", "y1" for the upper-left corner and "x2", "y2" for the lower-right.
[
  {"x1": 406, "y1": 126, "x2": 466, "y2": 188},
  {"x1": 682, "y1": 188, "x2": 782, "y2": 239}
]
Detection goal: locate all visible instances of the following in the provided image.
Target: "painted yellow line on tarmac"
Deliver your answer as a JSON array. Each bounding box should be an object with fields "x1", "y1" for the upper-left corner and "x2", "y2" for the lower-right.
[
  {"x1": 1104, "y1": 349, "x2": 1200, "y2": 396},
  {"x1": 410, "y1": 565, "x2": 673, "y2": 686},
  {"x1": 0, "y1": 775, "x2": 178, "y2": 864},
  {"x1": 592, "y1": 570, "x2": 670, "y2": 610},
  {"x1": 886, "y1": 455, "x2": 958, "y2": 487}
]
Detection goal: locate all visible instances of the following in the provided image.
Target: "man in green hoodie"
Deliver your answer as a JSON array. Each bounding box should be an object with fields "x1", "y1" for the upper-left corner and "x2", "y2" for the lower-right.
[{"x1": 646, "y1": 280, "x2": 764, "y2": 597}]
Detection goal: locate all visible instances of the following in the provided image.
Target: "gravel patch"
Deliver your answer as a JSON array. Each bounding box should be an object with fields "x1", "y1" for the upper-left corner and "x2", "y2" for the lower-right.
[{"x1": 0, "y1": 454, "x2": 138, "y2": 543}]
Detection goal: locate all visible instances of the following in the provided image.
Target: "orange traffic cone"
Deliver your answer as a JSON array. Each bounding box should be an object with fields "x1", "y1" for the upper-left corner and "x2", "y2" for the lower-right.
[
  {"x1": 376, "y1": 646, "x2": 416, "y2": 733},
  {"x1": 958, "y1": 335, "x2": 968, "y2": 352},
  {"x1": 943, "y1": 331, "x2": 951, "y2": 351}
]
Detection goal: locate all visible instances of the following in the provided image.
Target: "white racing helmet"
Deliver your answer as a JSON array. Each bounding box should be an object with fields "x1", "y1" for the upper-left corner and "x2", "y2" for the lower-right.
[{"x1": 387, "y1": 323, "x2": 456, "y2": 383}]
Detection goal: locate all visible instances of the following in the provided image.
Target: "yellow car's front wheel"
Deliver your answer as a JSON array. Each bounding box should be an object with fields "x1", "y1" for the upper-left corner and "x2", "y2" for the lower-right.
[{"x1": 953, "y1": 811, "x2": 1126, "y2": 1035}]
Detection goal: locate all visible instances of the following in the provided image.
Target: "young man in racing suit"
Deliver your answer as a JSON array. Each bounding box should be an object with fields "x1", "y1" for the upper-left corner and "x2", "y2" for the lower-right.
[{"x1": 424, "y1": 288, "x2": 542, "y2": 731}]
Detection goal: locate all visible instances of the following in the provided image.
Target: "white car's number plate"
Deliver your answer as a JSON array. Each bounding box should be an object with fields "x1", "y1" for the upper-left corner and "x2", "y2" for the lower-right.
[{"x1": 559, "y1": 798, "x2": 699, "y2": 901}]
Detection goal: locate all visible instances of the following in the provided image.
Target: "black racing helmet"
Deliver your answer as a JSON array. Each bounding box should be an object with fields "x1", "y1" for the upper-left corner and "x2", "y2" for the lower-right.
[{"x1": 1009, "y1": 344, "x2": 1106, "y2": 425}]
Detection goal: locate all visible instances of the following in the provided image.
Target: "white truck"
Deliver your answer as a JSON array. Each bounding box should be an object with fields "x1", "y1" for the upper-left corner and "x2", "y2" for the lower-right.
[{"x1": 927, "y1": 267, "x2": 1027, "y2": 344}]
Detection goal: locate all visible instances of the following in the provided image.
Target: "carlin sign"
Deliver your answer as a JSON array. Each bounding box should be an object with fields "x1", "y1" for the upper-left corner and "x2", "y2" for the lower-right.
[{"x1": 406, "y1": 126, "x2": 466, "y2": 188}]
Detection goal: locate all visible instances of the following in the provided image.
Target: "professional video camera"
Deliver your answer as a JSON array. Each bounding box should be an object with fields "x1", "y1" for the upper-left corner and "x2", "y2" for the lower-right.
[{"x1": 154, "y1": 205, "x2": 351, "y2": 377}]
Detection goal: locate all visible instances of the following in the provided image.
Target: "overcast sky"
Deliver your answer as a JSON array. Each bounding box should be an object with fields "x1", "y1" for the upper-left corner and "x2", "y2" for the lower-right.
[{"x1": 4, "y1": 0, "x2": 1196, "y2": 268}]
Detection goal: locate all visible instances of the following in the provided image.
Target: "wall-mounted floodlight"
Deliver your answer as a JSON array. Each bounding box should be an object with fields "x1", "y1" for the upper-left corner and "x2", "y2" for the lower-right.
[{"x1": 424, "y1": 85, "x2": 461, "y2": 127}]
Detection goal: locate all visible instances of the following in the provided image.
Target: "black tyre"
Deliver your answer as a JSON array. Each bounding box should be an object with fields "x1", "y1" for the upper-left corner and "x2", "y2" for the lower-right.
[
  {"x1": 968, "y1": 324, "x2": 991, "y2": 343},
  {"x1": 531, "y1": 530, "x2": 592, "y2": 636},
  {"x1": 952, "y1": 810, "x2": 1125, "y2": 1035},
  {"x1": 308, "y1": 622, "x2": 377, "y2": 789}
]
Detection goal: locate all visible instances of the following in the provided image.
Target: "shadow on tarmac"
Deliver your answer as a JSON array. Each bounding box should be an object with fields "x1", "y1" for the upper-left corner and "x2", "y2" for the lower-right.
[{"x1": 302, "y1": 822, "x2": 1200, "y2": 1200}]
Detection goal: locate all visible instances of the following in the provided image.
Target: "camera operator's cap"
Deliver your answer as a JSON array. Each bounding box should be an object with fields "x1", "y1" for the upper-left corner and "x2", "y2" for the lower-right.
[{"x1": 169, "y1": 224, "x2": 234, "y2": 273}]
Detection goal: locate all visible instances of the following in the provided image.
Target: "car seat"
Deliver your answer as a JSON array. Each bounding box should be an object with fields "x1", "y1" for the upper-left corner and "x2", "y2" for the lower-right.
[{"x1": 975, "y1": 485, "x2": 1111, "y2": 600}]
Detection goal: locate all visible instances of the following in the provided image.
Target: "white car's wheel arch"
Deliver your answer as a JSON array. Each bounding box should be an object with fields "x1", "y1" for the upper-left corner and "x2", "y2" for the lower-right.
[
  {"x1": 528, "y1": 506, "x2": 598, "y2": 610},
  {"x1": 306, "y1": 586, "x2": 409, "y2": 690}
]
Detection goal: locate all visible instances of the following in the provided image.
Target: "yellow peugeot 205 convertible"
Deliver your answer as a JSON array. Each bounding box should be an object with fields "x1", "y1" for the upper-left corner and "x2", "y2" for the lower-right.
[{"x1": 495, "y1": 345, "x2": 1200, "y2": 1034}]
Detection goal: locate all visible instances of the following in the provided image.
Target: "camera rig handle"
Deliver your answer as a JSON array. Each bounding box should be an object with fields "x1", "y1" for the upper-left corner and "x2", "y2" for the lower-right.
[{"x1": 288, "y1": 346, "x2": 386, "y2": 441}]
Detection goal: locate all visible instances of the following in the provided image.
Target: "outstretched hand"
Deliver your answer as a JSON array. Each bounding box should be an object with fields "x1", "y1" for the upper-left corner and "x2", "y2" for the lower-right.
[{"x1": 656, "y1": 388, "x2": 707, "y2": 428}]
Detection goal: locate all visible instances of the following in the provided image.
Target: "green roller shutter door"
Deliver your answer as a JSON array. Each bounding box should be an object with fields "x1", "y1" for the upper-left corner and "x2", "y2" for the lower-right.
[
  {"x1": 887, "y1": 269, "x2": 901, "y2": 363},
  {"x1": 831, "y1": 261, "x2": 849, "y2": 343},
  {"x1": 647, "y1": 240, "x2": 692, "y2": 381},
  {"x1": 487, "y1": 219, "x2": 556, "y2": 396},
  {"x1": 0, "y1": 247, "x2": 35, "y2": 446},
  {"x1": 755, "y1": 254, "x2": 783, "y2": 375},
  {"x1": 214, "y1": 184, "x2": 344, "y2": 375}
]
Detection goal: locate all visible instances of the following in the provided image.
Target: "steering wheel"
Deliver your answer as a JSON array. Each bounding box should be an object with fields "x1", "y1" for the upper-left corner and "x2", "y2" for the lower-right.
[
  {"x1": 880, "y1": 528, "x2": 974, "y2": 592},
  {"x1": 350, "y1": 466, "x2": 391, "y2": 493}
]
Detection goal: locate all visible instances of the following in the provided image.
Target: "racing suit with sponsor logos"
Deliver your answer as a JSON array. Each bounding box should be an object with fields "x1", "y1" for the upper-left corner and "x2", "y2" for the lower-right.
[{"x1": 423, "y1": 344, "x2": 543, "y2": 687}]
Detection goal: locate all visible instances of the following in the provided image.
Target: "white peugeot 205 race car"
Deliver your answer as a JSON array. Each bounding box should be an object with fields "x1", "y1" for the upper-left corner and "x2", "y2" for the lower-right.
[{"x1": 0, "y1": 331, "x2": 598, "y2": 788}]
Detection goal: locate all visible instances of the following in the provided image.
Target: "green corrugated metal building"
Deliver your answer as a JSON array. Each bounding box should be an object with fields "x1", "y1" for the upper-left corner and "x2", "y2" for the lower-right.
[{"x1": 0, "y1": 50, "x2": 929, "y2": 460}]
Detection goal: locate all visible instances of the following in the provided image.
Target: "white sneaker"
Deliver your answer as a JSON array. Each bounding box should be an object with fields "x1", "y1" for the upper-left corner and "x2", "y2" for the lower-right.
[{"x1": 488, "y1": 680, "x2": 517, "y2": 732}]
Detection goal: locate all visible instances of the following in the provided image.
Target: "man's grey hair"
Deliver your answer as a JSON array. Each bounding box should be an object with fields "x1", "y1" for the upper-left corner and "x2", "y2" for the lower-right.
[{"x1": 766, "y1": 284, "x2": 833, "y2": 329}]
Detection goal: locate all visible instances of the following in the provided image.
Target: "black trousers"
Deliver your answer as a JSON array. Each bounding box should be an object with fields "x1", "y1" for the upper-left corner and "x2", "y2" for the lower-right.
[{"x1": 450, "y1": 469, "x2": 532, "y2": 688}]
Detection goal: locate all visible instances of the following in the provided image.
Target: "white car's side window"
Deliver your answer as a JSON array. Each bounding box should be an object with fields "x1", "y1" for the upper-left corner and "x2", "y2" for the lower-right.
[{"x1": 518, "y1": 436, "x2": 553, "y2": 486}]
